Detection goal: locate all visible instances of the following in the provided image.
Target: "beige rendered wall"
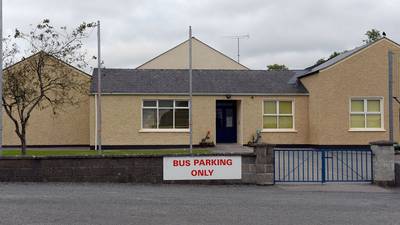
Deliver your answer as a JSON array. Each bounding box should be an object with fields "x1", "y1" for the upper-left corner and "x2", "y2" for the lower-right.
[
  {"x1": 89, "y1": 95, "x2": 309, "y2": 146},
  {"x1": 3, "y1": 59, "x2": 91, "y2": 146},
  {"x1": 137, "y1": 38, "x2": 248, "y2": 70},
  {"x1": 300, "y1": 38, "x2": 400, "y2": 145},
  {"x1": 242, "y1": 96, "x2": 309, "y2": 145},
  {"x1": 90, "y1": 95, "x2": 211, "y2": 146}
]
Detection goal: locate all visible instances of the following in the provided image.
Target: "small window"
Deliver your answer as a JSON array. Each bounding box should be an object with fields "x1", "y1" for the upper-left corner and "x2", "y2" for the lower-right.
[
  {"x1": 175, "y1": 101, "x2": 189, "y2": 108},
  {"x1": 143, "y1": 100, "x2": 157, "y2": 107},
  {"x1": 263, "y1": 100, "x2": 294, "y2": 130},
  {"x1": 159, "y1": 109, "x2": 174, "y2": 128},
  {"x1": 175, "y1": 109, "x2": 189, "y2": 128},
  {"x1": 142, "y1": 100, "x2": 189, "y2": 129},
  {"x1": 350, "y1": 98, "x2": 383, "y2": 130},
  {"x1": 159, "y1": 100, "x2": 174, "y2": 108},
  {"x1": 142, "y1": 108, "x2": 157, "y2": 128}
]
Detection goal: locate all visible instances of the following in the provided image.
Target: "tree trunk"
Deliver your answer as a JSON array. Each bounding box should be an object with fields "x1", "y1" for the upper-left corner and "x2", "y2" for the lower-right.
[
  {"x1": 21, "y1": 138, "x2": 27, "y2": 156},
  {"x1": 20, "y1": 127, "x2": 27, "y2": 156}
]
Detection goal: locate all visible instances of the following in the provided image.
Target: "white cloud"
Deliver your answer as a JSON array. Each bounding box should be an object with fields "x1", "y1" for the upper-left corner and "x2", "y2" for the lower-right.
[{"x1": 4, "y1": 0, "x2": 400, "y2": 71}]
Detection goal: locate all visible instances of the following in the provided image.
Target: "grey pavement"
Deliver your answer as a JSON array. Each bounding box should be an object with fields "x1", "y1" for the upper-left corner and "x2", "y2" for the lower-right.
[
  {"x1": 0, "y1": 183, "x2": 399, "y2": 225},
  {"x1": 210, "y1": 144, "x2": 253, "y2": 153}
]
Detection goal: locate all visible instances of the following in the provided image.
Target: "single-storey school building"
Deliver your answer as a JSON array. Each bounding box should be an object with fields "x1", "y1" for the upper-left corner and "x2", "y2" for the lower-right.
[
  {"x1": 88, "y1": 37, "x2": 400, "y2": 148},
  {"x1": 2, "y1": 36, "x2": 400, "y2": 148}
]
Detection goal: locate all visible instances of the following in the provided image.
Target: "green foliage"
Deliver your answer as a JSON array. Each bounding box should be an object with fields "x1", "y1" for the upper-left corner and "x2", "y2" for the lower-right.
[
  {"x1": 267, "y1": 64, "x2": 289, "y2": 71},
  {"x1": 312, "y1": 28, "x2": 383, "y2": 68},
  {"x1": 314, "y1": 58, "x2": 326, "y2": 66},
  {"x1": 313, "y1": 51, "x2": 341, "y2": 67},
  {"x1": 363, "y1": 29, "x2": 382, "y2": 44},
  {"x1": 329, "y1": 51, "x2": 340, "y2": 59}
]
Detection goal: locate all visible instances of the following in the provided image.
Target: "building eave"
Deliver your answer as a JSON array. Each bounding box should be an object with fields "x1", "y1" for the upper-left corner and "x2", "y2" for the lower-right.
[{"x1": 89, "y1": 92, "x2": 309, "y2": 96}]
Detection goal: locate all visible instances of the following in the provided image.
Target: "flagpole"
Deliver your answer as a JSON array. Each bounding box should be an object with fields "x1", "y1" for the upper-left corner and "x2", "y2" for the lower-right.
[
  {"x1": 189, "y1": 26, "x2": 193, "y2": 153},
  {"x1": 96, "y1": 20, "x2": 102, "y2": 153},
  {"x1": 0, "y1": 0, "x2": 3, "y2": 156}
]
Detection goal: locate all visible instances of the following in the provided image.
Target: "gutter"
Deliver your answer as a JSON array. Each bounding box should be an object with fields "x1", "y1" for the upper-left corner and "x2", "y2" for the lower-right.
[{"x1": 88, "y1": 92, "x2": 310, "y2": 96}]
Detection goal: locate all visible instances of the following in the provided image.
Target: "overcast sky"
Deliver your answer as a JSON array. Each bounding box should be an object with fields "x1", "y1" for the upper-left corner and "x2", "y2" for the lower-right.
[{"x1": 4, "y1": 0, "x2": 400, "y2": 70}]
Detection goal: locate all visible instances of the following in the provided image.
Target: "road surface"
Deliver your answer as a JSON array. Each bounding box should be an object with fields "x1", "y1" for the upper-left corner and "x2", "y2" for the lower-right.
[{"x1": 0, "y1": 183, "x2": 399, "y2": 225}]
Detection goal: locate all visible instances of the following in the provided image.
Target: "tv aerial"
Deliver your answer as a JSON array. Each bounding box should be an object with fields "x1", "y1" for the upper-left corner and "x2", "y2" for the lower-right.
[{"x1": 224, "y1": 34, "x2": 250, "y2": 63}]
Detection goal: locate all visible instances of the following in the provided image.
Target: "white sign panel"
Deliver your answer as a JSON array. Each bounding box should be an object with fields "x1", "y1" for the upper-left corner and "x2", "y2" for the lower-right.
[{"x1": 163, "y1": 156, "x2": 241, "y2": 180}]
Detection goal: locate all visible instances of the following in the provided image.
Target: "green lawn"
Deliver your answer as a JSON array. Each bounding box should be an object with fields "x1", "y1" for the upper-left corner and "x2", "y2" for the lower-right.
[{"x1": 0, "y1": 149, "x2": 210, "y2": 157}]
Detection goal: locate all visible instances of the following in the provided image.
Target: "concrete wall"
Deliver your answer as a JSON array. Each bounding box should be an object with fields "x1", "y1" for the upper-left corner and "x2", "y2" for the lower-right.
[
  {"x1": 137, "y1": 38, "x2": 248, "y2": 70},
  {"x1": 0, "y1": 153, "x2": 259, "y2": 184},
  {"x1": 300, "y1": 38, "x2": 400, "y2": 145},
  {"x1": 3, "y1": 56, "x2": 91, "y2": 146},
  {"x1": 370, "y1": 141, "x2": 396, "y2": 186},
  {"x1": 89, "y1": 95, "x2": 309, "y2": 147}
]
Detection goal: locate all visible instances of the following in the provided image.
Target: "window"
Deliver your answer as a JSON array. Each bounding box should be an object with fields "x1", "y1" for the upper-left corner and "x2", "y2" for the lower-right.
[
  {"x1": 142, "y1": 100, "x2": 189, "y2": 130},
  {"x1": 263, "y1": 100, "x2": 294, "y2": 130},
  {"x1": 350, "y1": 98, "x2": 383, "y2": 130}
]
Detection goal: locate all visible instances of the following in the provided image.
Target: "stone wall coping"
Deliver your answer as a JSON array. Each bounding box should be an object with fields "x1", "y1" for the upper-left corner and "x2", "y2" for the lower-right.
[
  {"x1": 369, "y1": 140, "x2": 396, "y2": 146},
  {"x1": 0, "y1": 152, "x2": 255, "y2": 160}
]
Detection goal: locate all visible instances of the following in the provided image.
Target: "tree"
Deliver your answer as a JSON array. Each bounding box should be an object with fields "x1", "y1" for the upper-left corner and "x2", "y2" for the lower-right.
[
  {"x1": 2, "y1": 19, "x2": 95, "y2": 155},
  {"x1": 363, "y1": 29, "x2": 382, "y2": 44},
  {"x1": 311, "y1": 29, "x2": 382, "y2": 67},
  {"x1": 267, "y1": 64, "x2": 289, "y2": 71},
  {"x1": 312, "y1": 51, "x2": 341, "y2": 67}
]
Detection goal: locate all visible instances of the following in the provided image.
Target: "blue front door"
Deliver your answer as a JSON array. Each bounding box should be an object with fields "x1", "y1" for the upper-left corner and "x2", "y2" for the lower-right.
[{"x1": 216, "y1": 101, "x2": 237, "y2": 143}]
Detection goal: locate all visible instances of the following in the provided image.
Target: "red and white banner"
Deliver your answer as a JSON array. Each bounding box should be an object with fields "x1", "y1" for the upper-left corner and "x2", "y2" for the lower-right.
[{"x1": 163, "y1": 156, "x2": 241, "y2": 180}]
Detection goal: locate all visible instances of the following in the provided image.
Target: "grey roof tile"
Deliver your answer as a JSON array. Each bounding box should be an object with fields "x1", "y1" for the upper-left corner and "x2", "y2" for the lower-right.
[
  {"x1": 90, "y1": 69, "x2": 308, "y2": 95},
  {"x1": 298, "y1": 40, "x2": 377, "y2": 78}
]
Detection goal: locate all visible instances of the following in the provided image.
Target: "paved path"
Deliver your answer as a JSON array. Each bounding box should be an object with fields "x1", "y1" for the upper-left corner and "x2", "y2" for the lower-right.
[
  {"x1": 0, "y1": 183, "x2": 399, "y2": 225},
  {"x1": 210, "y1": 144, "x2": 253, "y2": 153}
]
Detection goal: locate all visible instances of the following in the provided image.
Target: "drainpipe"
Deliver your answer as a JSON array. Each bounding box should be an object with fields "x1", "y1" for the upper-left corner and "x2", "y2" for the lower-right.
[{"x1": 388, "y1": 50, "x2": 394, "y2": 142}]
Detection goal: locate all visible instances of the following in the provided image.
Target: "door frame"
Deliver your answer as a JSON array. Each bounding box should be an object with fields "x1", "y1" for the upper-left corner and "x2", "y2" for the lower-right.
[{"x1": 215, "y1": 100, "x2": 239, "y2": 144}]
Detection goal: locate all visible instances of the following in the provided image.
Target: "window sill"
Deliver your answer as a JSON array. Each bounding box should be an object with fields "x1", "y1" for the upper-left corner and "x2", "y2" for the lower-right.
[
  {"x1": 262, "y1": 129, "x2": 297, "y2": 133},
  {"x1": 139, "y1": 129, "x2": 190, "y2": 133},
  {"x1": 348, "y1": 128, "x2": 386, "y2": 132}
]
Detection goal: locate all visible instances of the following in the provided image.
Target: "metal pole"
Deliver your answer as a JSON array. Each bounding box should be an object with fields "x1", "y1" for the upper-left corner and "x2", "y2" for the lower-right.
[
  {"x1": 189, "y1": 26, "x2": 193, "y2": 153},
  {"x1": 94, "y1": 94, "x2": 98, "y2": 151},
  {"x1": 388, "y1": 50, "x2": 393, "y2": 142},
  {"x1": 96, "y1": 20, "x2": 102, "y2": 153},
  {"x1": 237, "y1": 37, "x2": 240, "y2": 63},
  {"x1": 0, "y1": 0, "x2": 3, "y2": 156}
]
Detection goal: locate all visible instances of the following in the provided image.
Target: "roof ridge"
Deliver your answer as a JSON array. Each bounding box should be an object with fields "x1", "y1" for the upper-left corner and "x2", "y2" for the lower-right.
[
  {"x1": 135, "y1": 37, "x2": 250, "y2": 70},
  {"x1": 298, "y1": 38, "x2": 392, "y2": 79}
]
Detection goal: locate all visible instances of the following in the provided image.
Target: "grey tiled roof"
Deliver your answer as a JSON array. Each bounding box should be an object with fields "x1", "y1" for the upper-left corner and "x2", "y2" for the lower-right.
[
  {"x1": 288, "y1": 70, "x2": 309, "y2": 84},
  {"x1": 90, "y1": 69, "x2": 308, "y2": 95},
  {"x1": 298, "y1": 41, "x2": 375, "y2": 78}
]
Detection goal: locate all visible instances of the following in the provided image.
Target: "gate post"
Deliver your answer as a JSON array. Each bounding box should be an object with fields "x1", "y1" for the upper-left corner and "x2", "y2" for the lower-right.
[
  {"x1": 321, "y1": 150, "x2": 326, "y2": 183},
  {"x1": 370, "y1": 140, "x2": 395, "y2": 186},
  {"x1": 254, "y1": 143, "x2": 274, "y2": 185}
]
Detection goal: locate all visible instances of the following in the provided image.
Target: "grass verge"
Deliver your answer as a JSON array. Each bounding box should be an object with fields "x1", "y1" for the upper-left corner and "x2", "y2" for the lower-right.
[{"x1": 1, "y1": 149, "x2": 211, "y2": 157}]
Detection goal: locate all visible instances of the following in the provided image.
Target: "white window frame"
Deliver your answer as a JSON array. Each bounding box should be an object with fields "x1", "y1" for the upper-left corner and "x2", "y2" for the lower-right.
[
  {"x1": 141, "y1": 99, "x2": 190, "y2": 132},
  {"x1": 262, "y1": 99, "x2": 296, "y2": 132},
  {"x1": 349, "y1": 97, "x2": 384, "y2": 131}
]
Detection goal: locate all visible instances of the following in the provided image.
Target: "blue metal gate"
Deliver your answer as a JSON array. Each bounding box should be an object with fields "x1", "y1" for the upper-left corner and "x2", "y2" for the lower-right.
[{"x1": 274, "y1": 148, "x2": 373, "y2": 183}]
